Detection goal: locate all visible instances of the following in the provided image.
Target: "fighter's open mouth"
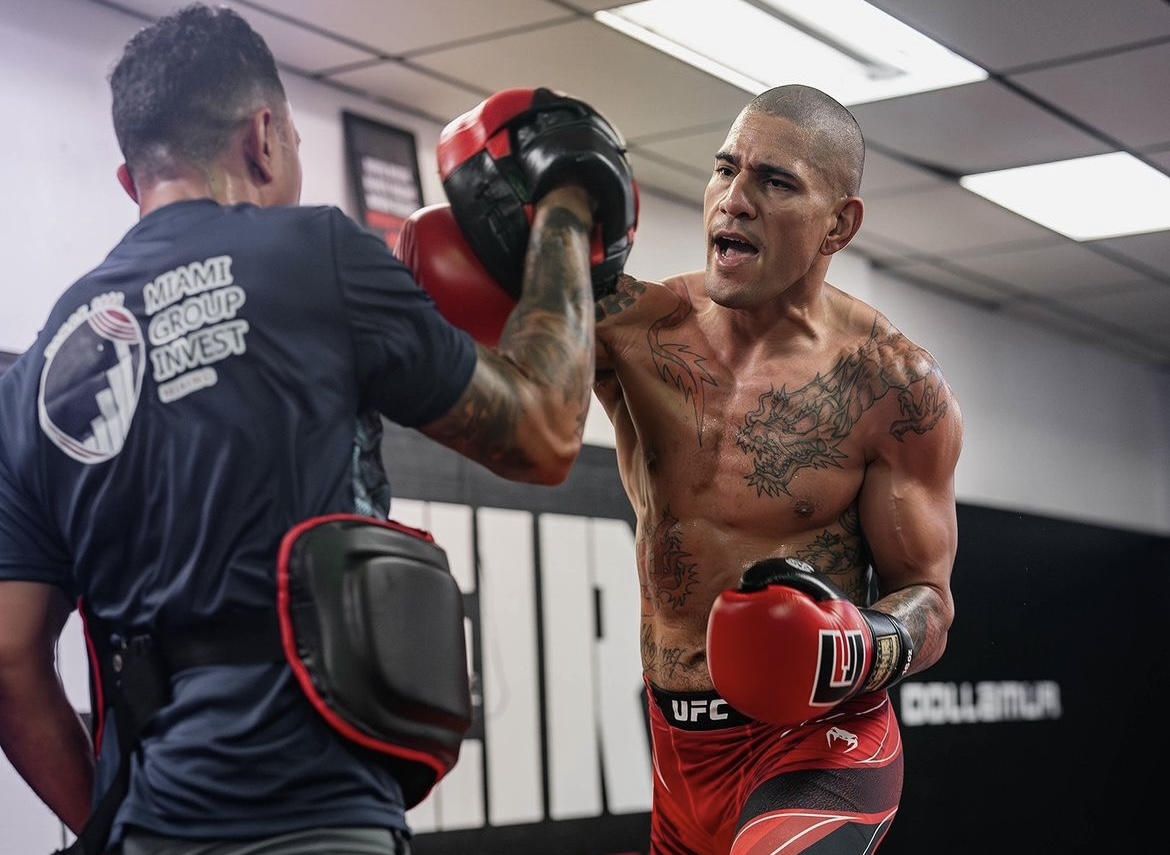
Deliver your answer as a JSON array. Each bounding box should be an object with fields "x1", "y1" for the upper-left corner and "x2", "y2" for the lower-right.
[{"x1": 715, "y1": 236, "x2": 757, "y2": 256}]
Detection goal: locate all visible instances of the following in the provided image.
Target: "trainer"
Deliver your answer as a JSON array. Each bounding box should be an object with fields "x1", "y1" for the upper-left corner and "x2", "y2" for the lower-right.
[{"x1": 0, "y1": 4, "x2": 634, "y2": 855}]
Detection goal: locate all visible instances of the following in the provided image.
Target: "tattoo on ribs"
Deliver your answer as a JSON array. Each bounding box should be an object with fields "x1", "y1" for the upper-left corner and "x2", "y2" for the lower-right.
[
  {"x1": 640, "y1": 624, "x2": 687, "y2": 678},
  {"x1": 795, "y1": 529, "x2": 864, "y2": 576},
  {"x1": 640, "y1": 507, "x2": 699, "y2": 610},
  {"x1": 735, "y1": 321, "x2": 948, "y2": 497}
]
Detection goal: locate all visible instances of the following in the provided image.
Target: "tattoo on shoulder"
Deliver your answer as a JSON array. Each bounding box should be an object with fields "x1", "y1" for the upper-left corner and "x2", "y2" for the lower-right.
[
  {"x1": 596, "y1": 274, "x2": 646, "y2": 321},
  {"x1": 736, "y1": 320, "x2": 950, "y2": 496}
]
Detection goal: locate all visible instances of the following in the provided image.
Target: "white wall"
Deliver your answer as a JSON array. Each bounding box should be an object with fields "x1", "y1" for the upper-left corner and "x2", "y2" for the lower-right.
[{"x1": 1, "y1": 0, "x2": 1168, "y2": 850}]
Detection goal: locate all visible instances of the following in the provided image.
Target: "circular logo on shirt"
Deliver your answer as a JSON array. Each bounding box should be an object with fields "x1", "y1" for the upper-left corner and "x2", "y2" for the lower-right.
[{"x1": 38, "y1": 295, "x2": 145, "y2": 464}]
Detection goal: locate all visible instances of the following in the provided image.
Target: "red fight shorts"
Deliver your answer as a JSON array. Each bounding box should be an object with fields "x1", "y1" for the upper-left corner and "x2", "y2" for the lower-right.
[{"x1": 645, "y1": 678, "x2": 904, "y2": 855}]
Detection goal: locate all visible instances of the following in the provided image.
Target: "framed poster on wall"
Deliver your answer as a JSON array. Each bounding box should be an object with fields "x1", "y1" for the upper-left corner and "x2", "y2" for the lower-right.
[{"x1": 342, "y1": 111, "x2": 423, "y2": 251}]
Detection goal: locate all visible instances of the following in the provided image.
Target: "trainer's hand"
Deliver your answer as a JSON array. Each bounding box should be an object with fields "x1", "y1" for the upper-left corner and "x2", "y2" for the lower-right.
[
  {"x1": 394, "y1": 203, "x2": 515, "y2": 347},
  {"x1": 413, "y1": 183, "x2": 595, "y2": 488},
  {"x1": 438, "y1": 87, "x2": 638, "y2": 301},
  {"x1": 706, "y1": 558, "x2": 914, "y2": 726}
]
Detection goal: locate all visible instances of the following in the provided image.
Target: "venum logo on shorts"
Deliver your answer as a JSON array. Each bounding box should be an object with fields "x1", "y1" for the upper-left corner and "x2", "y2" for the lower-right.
[
  {"x1": 825, "y1": 726, "x2": 859, "y2": 752},
  {"x1": 811, "y1": 628, "x2": 865, "y2": 706},
  {"x1": 38, "y1": 292, "x2": 145, "y2": 464}
]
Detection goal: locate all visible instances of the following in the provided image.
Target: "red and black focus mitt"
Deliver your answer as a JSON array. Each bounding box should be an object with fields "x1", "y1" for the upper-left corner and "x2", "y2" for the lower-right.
[{"x1": 437, "y1": 87, "x2": 638, "y2": 301}]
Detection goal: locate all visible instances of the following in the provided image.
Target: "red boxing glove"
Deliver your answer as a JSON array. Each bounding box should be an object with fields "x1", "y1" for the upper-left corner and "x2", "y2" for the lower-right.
[
  {"x1": 394, "y1": 202, "x2": 516, "y2": 348},
  {"x1": 706, "y1": 558, "x2": 914, "y2": 726}
]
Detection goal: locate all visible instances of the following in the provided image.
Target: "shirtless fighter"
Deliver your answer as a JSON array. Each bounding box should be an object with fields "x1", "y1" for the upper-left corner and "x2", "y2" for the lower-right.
[
  {"x1": 592, "y1": 84, "x2": 964, "y2": 855},
  {"x1": 430, "y1": 82, "x2": 963, "y2": 855}
]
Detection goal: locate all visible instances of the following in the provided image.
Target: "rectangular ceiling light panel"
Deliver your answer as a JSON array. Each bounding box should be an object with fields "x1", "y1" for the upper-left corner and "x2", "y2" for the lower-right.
[
  {"x1": 595, "y1": 0, "x2": 988, "y2": 106},
  {"x1": 960, "y1": 152, "x2": 1170, "y2": 241}
]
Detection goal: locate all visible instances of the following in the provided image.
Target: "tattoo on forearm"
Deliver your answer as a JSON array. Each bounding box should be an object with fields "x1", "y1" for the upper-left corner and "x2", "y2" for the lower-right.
[
  {"x1": 879, "y1": 586, "x2": 941, "y2": 669},
  {"x1": 432, "y1": 206, "x2": 593, "y2": 464},
  {"x1": 428, "y1": 375, "x2": 528, "y2": 469},
  {"x1": 736, "y1": 320, "x2": 949, "y2": 496},
  {"x1": 502, "y1": 205, "x2": 594, "y2": 432},
  {"x1": 639, "y1": 506, "x2": 699, "y2": 610}
]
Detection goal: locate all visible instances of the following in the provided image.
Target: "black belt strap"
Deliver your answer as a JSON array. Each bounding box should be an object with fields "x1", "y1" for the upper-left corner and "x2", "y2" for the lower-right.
[{"x1": 59, "y1": 611, "x2": 283, "y2": 855}]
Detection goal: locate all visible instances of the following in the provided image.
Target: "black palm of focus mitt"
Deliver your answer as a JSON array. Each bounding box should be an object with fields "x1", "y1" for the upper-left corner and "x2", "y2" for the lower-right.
[{"x1": 437, "y1": 87, "x2": 638, "y2": 301}]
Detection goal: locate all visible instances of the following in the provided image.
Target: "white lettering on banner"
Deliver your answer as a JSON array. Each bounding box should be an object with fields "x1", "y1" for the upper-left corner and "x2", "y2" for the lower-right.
[
  {"x1": 397, "y1": 504, "x2": 651, "y2": 833},
  {"x1": 360, "y1": 155, "x2": 420, "y2": 215},
  {"x1": 899, "y1": 680, "x2": 1063, "y2": 725}
]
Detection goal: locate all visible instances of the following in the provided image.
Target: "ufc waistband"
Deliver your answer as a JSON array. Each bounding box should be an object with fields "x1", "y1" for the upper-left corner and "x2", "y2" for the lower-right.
[{"x1": 647, "y1": 680, "x2": 753, "y2": 731}]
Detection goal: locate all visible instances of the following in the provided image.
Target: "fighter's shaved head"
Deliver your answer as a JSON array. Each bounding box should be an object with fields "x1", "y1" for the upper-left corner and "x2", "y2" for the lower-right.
[{"x1": 743, "y1": 84, "x2": 865, "y2": 197}]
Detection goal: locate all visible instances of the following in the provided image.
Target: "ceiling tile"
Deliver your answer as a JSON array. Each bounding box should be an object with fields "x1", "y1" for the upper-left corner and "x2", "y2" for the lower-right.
[
  {"x1": 860, "y1": 183, "x2": 1058, "y2": 255},
  {"x1": 1011, "y1": 43, "x2": 1170, "y2": 150},
  {"x1": 407, "y1": 18, "x2": 750, "y2": 140},
  {"x1": 868, "y1": 0, "x2": 1170, "y2": 71},
  {"x1": 326, "y1": 59, "x2": 482, "y2": 124},
  {"x1": 1063, "y1": 283, "x2": 1170, "y2": 339},
  {"x1": 860, "y1": 149, "x2": 946, "y2": 196},
  {"x1": 846, "y1": 230, "x2": 924, "y2": 264},
  {"x1": 93, "y1": 0, "x2": 383, "y2": 71},
  {"x1": 632, "y1": 127, "x2": 730, "y2": 180},
  {"x1": 625, "y1": 153, "x2": 710, "y2": 207},
  {"x1": 1092, "y1": 230, "x2": 1170, "y2": 276},
  {"x1": 1145, "y1": 146, "x2": 1170, "y2": 170},
  {"x1": 248, "y1": 0, "x2": 573, "y2": 55},
  {"x1": 852, "y1": 80, "x2": 1110, "y2": 175},
  {"x1": 945, "y1": 242, "x2": 1160, "y2": 299},
  {"x1": 870, "y1": 260, "x2": 1019, "y2": 308}
]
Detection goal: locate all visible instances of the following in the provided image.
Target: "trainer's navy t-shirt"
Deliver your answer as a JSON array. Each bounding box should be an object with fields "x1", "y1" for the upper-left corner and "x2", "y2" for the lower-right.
[{"x1": 0, "y1": 200, "x2": 477, "y2": 842}]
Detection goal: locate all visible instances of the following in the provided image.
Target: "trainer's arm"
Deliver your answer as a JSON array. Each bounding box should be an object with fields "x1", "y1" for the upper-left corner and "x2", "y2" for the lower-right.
[
  {"x1": 419, "y1": 185, "x2": 596, "y2": 485},
  {"x1": 859, "y1": 371, "x2": 964, "y2": 677},
  {"x1": 0, "y1": 580, "x2": 94, "y2": 832}
]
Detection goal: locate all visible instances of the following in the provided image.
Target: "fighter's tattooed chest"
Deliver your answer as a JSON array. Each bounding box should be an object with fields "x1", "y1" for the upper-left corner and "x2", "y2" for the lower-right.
[{"x1": 647, "y1": 316, "x2": 949, "y2": 498}]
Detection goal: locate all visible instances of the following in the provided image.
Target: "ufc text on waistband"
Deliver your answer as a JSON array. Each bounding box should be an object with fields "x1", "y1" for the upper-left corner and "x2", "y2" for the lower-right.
[{"x1": 650, "y1": 683, "x2": 753, "y2": 731}]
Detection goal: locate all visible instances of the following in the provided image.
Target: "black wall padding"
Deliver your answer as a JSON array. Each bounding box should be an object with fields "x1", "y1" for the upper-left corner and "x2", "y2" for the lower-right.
[{"x1": 882, "y1": 505, "x2": 1169, "y2": 855}]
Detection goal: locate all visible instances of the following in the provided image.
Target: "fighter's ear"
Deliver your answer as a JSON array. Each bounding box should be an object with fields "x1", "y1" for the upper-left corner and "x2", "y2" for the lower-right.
[
  {"x1": 822, "y1": 196, "x2": 863, "y2": 255},
  {"x1": 243, "y1": 107, "x2": 277, "y2": 184},
  {"x1": 116, "y1": 163, "x2": 138, "y2": 203}
]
